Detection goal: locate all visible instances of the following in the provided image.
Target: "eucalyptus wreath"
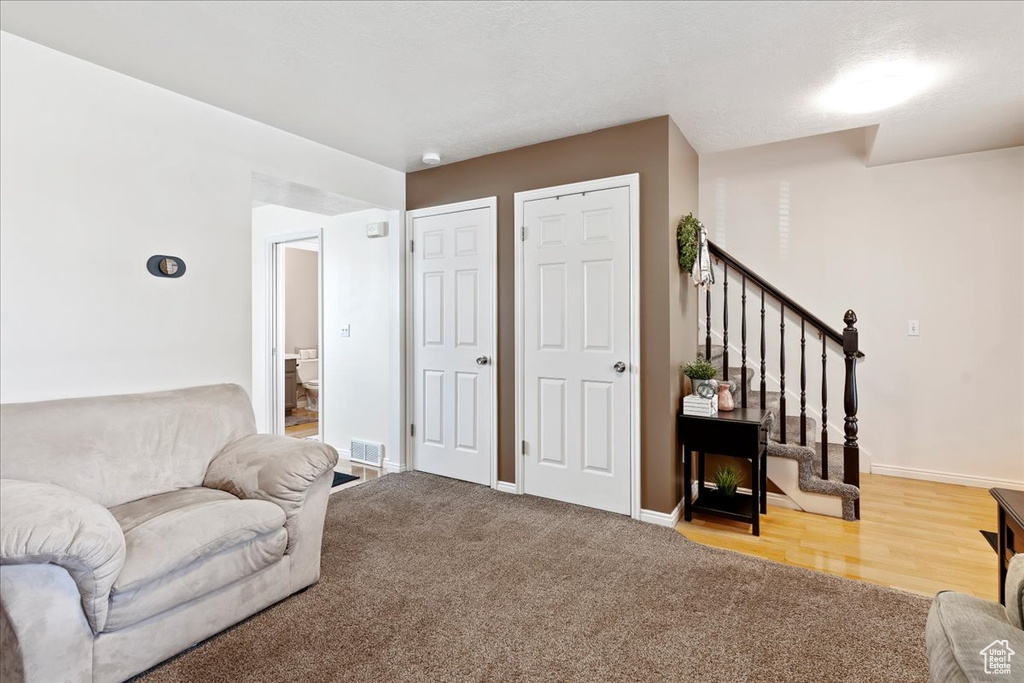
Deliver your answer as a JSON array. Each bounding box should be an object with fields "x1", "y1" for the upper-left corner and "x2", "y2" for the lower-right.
[{"x1": 677, "y1": 213, "x2": 703, "y2": 273}]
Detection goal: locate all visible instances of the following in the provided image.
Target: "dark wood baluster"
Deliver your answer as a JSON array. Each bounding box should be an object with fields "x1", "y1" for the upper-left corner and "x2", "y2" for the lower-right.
[
  {"x1": 741, "y1": 276, "x2": 747, "y2": 409},
  {"x1": 722, "y1": 263, "x2": 729, "y2": 380},
  {"x1": 800, "y1": 319, "x2": 807, "y2": 446},
  {"x1": 759, "y1": 289, "x2": 766, "y2": 410},
  {"x1": 705, "y1": 288, "x2": 712, "y2": 361},
  {"x1": 821, "y1": 333, "x2": 829, "y2": 480},
  {"x1": 779, "y1": 303, "x2": 787, "y2": 444},
  {"x1": 843, "y1": 310, "x2": 860, "y2": 520}
]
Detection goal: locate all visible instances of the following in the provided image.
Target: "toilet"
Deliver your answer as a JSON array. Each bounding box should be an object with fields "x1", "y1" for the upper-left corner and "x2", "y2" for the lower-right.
[{"x1": 296, "y1": 357, "x2": 319, "y2": 411}]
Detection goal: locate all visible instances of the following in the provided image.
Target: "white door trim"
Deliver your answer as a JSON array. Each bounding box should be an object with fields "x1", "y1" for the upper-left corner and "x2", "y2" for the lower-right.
[
  {"x1": 514, "y1": 174, "x2": 641, "y2": 519},
  {"x1": 264, "y1": 229, "x2": 324, "y2": 439},
  {"x1": 404, "y1": 197, "x2": 499, "y2": 488}
]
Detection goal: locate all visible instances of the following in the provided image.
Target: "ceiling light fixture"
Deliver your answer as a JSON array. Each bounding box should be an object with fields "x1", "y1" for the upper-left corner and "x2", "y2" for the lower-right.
[
  {"x1": 422, "y1": 152, "x2": 441, "y2": 166},
  {"x1": 819, "y1": 60, "x2": 938, "y2": 114}
]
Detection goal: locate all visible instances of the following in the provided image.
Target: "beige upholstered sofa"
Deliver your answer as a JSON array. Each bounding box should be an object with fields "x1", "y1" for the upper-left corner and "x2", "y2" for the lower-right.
[{"x1": 0, "y1": 384, "x2": 338, "y2": 683}]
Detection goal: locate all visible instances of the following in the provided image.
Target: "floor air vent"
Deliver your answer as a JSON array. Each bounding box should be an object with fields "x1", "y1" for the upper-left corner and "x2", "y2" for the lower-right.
[{"x1": 350, "y1": 439, "x2": 384, "y2": 468}]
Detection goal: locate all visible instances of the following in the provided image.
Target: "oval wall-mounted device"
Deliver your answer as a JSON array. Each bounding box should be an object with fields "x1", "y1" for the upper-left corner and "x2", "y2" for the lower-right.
[{"x1": 147, "y1": 255, "x2": 186, "y2": 278}]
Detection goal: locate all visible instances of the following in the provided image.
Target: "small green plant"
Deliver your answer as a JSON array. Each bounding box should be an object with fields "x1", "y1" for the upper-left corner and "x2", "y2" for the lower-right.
[
  {"x1": 682, "y1": 356, "x2": 718, "y2": 380},
  {"x1": 713, "y1": 465, "x2": 741, "y2": 497},
  {"x1": 677, "y1": 213, "x2": 704, "y2": 273}
]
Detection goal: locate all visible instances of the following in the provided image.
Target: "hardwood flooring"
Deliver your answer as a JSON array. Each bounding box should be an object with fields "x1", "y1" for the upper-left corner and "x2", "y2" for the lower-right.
[
  {"x1": 329, "y1": 458, "x2": 383, "y2": 493},
  {"x1": 284, "y1": 407, "x2": 319, "y2": 439},
  {"x1": 675, "y1": 473, "x2": 999, "y2": 601}
]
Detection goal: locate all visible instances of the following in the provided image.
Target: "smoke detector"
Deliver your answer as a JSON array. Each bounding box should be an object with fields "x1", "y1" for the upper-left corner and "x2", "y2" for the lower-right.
[{"x1": 422, "y1": 152, "x2": 442, "y2": 166}]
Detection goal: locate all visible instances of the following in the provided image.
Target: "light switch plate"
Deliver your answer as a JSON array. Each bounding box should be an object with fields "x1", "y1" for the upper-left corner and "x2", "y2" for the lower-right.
[
  {"x1": 907, "y1": 320, "x2": 920, "y2": 336},
  {"x1": 340, "y1": 323, "x2": 351, "y2": 338}
]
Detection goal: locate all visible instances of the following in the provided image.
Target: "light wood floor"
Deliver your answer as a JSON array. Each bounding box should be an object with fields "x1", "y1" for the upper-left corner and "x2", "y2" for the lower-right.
[
  {"x1": 284, "y1": 407, "x2": 319, "y2": 439},
  {"x1": 329, "y1": 458, "x2": 384, "y2": 493},
  {"x1": 675, "y1": 473, "x2": 999, "y2": 601}
]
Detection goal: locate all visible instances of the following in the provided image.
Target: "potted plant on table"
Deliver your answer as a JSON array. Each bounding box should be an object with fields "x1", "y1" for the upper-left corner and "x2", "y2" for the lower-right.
[{"x1": 682, "y1": 356, "x2": 718, "y2": 397}]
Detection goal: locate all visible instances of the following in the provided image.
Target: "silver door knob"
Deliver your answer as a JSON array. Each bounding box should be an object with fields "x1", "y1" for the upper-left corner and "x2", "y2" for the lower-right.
[
  {"x1": 613, "y1": 361, "x2": 627, "y2": 374},
  {"x1": 476, "y1": 356, "x2": 490, "y2": 365}
]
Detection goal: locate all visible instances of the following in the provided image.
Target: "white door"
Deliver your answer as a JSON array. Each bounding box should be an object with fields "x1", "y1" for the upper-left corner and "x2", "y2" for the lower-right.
[
  {"x1": 411, "y1": 202, "x2": 495, "y2": 486},
  {"x1": 521, "y1": 186, "x2": 632, "y2": 514}
]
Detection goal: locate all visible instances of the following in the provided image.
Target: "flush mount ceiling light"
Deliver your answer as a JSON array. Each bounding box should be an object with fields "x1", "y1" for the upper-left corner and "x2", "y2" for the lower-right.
[
  {"x1": 819, "y1": 60, "x2": 939, "y2": 114},
  {"x1": 422, "y1": 152, "x2": 441, "y2": 166}
]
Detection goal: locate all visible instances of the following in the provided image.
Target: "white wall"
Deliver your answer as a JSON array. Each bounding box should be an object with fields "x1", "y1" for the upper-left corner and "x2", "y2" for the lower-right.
[
  {"x1": 0, "y1": 32, "x2": 404, "y2": 404},
  {"x1": 283, "y1": 247, "x2": 319, "y2": 354},
  {"x1": 322, "y1": 209, "x2": 395, "y2": 460},
  {"x1": 699, "y1": 130, "x2": 1024, "y2": 488},
  {"x1": 251, "y1": 205, "x2": 397, "y2": 462}
]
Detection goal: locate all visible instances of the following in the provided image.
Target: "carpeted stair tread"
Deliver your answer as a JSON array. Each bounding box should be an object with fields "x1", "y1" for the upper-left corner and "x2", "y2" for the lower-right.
[{"x1": 696, "y1": 344, "x2": 859, "y2": 521}]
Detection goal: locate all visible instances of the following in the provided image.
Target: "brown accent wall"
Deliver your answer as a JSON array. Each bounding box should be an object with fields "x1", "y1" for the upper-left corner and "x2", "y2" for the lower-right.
[{"x1": 406, "y1": 116, "x2": 698, "y2": 513}]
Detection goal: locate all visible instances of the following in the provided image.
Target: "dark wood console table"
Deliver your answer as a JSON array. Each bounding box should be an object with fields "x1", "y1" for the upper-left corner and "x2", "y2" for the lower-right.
[
  {"x1": 990, "y1": 488, "x2": 1024, "y2": 605},
  {"x1": 678, "y1": 408, "x2": 770, "y2": 536}
]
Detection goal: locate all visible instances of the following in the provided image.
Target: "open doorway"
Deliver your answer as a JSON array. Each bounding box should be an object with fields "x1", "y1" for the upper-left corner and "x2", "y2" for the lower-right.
[
  {"x1": 276, "y1": 237, "x2": 321, "y2": 440},
  {"x1": 251, "y1": 173, "x2": 404, "y2": 488}
]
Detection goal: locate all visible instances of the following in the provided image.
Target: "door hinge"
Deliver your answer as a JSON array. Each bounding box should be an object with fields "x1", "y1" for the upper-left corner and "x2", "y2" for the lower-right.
[
  {"x1": 409, "y1": 240, "x2": 414, "y2": 253},
  {"x1": 521, "y1": 440, "x2": 527, "y2": 455},
  {"x1": 521, "y1": 226, "x2": 526, "y2": 241},
  {"x1": 410, "y1": 424, "x2": 415, "y2": 437}
]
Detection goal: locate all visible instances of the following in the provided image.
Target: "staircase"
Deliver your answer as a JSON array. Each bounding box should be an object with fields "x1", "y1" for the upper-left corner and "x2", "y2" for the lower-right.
[{"x1": 696, "y1": 240, "x2": 863, "y2": 521}]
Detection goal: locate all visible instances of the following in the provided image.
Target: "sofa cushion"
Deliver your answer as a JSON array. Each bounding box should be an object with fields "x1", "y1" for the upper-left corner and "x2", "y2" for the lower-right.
[
  {"x1": 108, "y1": 488, "x2": 285, "y2": 593},
  {"x1": 0, "y1": 384, "x2": 257, "y2": 508},
  {"x1": 926, "y1": 590, "x2": 1024, "y2": 682},
  {"x1": 104, "y1": 527, "x2": 287, "y2": 631}
]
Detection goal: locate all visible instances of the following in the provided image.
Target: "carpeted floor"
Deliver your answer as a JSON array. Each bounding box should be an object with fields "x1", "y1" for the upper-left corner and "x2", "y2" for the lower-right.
[{"x1": 137, "y1": 472, "x2": 931, "y2": 682}]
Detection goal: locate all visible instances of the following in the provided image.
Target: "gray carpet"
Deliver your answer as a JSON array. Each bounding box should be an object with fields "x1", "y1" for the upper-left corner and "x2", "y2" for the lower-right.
[{"x1": 137, "y1": 472, "x2": 930, "y2": 682}]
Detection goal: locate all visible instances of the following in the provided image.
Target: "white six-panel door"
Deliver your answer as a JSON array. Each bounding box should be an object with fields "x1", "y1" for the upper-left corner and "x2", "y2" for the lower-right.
[
  {"x1": 410, "y1": 201, "x2": 495, "y2": 486},
  {"x1": 521, "y1": 185, "x2": 633, "y2": 514}
]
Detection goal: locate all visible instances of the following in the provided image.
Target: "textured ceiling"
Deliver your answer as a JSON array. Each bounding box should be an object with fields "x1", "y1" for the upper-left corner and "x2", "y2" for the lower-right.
[{"x1": 1, "y1": 1, "x2": 1021, "y2": 170}]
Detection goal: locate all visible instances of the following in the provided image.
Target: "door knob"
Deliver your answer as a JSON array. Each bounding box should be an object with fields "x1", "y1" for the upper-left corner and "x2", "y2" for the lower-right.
[
  {"x1": 613, "y1": 361, "x2": 627, "y2": 374},
  {"x1": 476, "y1": 356, "x2": 490, "y2": 365}
]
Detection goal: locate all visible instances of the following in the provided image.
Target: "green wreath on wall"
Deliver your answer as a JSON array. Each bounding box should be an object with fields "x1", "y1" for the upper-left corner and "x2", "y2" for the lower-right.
[{"x1": 677, "y1": 213, "x2": 703, "y2": 273}]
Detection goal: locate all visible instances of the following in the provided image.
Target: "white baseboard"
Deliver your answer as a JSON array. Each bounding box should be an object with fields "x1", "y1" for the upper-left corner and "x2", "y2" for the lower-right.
[
  {"x1": 494, "y1": 481, "x2": 517, "y2": 494},
  {"x1": 639, "y1": 500, "x2": 683, "y2": 528},
  {"x1": 335, "y1": 448, "x2": 352, "y2": 461},
  {"x1": 383, "y1": 461, "x2": 407, "y2": 474},
  {"x1": 871, "y1": 463, "x2": 1024, "y2": 490},
  {"x1": 765, "y1": 491, "x2": 801, "y2": 510}
]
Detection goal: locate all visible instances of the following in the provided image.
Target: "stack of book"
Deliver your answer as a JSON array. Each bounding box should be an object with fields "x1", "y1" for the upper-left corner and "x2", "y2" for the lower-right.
[{"x1": 683, "y1": 394, "x2": 718, "y2": 416}]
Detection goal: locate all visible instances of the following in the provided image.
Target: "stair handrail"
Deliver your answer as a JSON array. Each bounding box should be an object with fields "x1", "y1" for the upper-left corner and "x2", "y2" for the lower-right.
[
  {"x1": 706, "y1": 240, "x2": 865, "y2": 358},
  {"x1": 703, "y1": 239, "x2": 861, "y2": 519}
]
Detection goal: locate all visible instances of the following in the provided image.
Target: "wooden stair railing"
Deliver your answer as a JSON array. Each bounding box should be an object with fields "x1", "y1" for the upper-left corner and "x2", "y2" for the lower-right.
[{"x1": 704, "y1": 240, "x2": 864, "y2": 519}]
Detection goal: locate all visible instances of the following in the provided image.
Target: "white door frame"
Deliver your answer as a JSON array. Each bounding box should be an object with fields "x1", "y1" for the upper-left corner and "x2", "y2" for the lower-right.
[
  {"x1": 404, "y1": 197, "x2": 499, "y2": 488},
  {"x1": 265, "y1": 229, "x2": 324, "y2": 438},
  {"x1": 514, "y1": 174, "x2": 641, "y2": 519}
]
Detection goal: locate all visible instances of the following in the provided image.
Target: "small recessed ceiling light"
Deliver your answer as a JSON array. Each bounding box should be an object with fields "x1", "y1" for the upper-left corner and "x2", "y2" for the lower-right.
[
  {"x1": 819, "y1": 60, "x2": 938, "y2": 114},
  {"x1": 422, "y1": 152, "x2": 441, "y2": 166}
]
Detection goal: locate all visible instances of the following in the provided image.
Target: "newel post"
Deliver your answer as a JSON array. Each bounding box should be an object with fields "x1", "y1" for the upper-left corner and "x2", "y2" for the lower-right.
[{"x1": 842, "y1": 310, "x2": 860, "y2": 520}]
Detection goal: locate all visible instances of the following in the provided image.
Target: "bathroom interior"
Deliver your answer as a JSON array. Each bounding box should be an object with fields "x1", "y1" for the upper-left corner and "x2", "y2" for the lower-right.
[{"x1": 281, "y1": 238, "x2": 320, "y2": 439}]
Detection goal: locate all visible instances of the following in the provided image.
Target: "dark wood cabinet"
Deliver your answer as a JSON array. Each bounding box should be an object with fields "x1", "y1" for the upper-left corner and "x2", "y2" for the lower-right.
[
  {"x1": 679, "y1": 408, "x2": 770, "y2": 536},
  {"x1": 991, "y1": 488, "x2": 1024, "y2": 605},
  {"x1": 284, "y1": 358, "x2": 297, "y2": 414}
]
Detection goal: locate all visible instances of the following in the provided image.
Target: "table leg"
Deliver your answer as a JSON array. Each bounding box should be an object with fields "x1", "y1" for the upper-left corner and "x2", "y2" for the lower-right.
[
  {"x1": 684, "y1": 445, "x2": 692, "y2": 522},
  {"x1": 760, "y1": 448, "x2": 768, "y2": 515},
  {"x1": 998, "y1": 506, "x2": 1006, "y2": 605},
  {"x1": 751, "y1": 442, "x2": 760, "y2": 537},
  {"x1": 697, "y1": 450, "x2": 705, "y2": 497}
]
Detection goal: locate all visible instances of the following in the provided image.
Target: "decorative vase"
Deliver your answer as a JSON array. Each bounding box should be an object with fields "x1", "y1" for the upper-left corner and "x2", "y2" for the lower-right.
[{"x1": 717, "y1": 380, "x2": 735, "y2": 412}]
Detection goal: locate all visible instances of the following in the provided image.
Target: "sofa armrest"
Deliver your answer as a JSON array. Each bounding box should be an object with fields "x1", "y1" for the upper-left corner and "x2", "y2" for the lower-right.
[
  {"x1": 204, "y1": 434, "x2": 338, "y2": 553},
  {"x1": 0, "y1": 479, "x2": 125, "y2": 633}
]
